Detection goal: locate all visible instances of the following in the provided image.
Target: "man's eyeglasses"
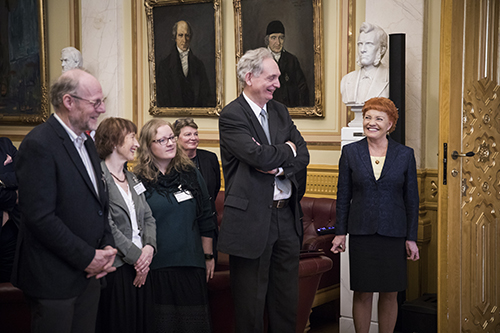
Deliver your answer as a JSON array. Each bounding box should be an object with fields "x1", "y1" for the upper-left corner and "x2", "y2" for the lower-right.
[
  {"x1": 70, "y1": 95, "x2": 106, "y2": 109},
  {"x1": 152, "y1": 136, "x2": 177, "y2": 146}
]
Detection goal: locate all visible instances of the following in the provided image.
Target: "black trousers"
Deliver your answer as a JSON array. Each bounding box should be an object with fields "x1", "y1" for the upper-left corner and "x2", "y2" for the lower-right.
[
  {"x1": 229, "y1": 205, "x2": 300, "y2": 333},
  {"x1": 27, "y1": 277, "x2": 101, "y2": 333}
]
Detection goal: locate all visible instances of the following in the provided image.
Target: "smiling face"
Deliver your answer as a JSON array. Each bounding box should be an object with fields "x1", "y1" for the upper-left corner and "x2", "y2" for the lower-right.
[
  {"x1": 175, "y1": 21, "x2": 191, "y2": 52},
  {"x1": 116, "y1": 131, "x2": 139, "y2": 162},
  {"x1": 177, "y1": 126, "x2": 199, "y2": 152},
  {"x1": 268, "y1": 33, "x2": 285, "y2": 53},
  {"x1": 244, "y1": 57, "x2": 281, "y2": 108},
  {"x1": 363, "y1": 109, "x2": 393, "y2": 141},
  {"x1": 150, "y1": 124, "x2": 177, "y2": 168},
  {"x1": 67, "y1": 74, "x2": 105, "y2": 135}
]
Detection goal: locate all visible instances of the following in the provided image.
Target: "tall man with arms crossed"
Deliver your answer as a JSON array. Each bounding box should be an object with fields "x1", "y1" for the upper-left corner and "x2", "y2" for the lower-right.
[
  {"x1": 13, "y1": 69, "x2": 117, "y2": 333},
  {"x1": 218, "y1": 47, "x2": 309, "y2": 332}
]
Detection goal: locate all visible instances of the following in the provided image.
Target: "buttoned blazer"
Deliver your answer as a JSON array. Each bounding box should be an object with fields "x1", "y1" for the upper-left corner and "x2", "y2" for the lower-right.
[
  {"x1": 218, "y1": 94, "x2": 310, "y2": 258},
  {"x1": 101, "y1": 162, "x2": 156, "y2": 268},
  {"x1": 335, "y1": 137, "x2": 419, "y2": 241},
  {"x1": 13, "y1": 115, "x2": 114, "y2": 299}
]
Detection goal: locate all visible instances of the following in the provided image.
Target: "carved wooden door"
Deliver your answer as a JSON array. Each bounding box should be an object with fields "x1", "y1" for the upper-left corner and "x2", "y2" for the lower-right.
[{"x1": 438, "y1": 0, "x2": 500, "y2": 331}]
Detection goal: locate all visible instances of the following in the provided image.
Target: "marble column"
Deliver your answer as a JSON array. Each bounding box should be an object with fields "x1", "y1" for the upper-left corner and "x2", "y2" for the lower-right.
[
  {"x1": 366, "y1": 0, "x2": 425, "y2": 168},
  {"x1": 81, "y1": 0, "x2": 125, "y2": 119}
]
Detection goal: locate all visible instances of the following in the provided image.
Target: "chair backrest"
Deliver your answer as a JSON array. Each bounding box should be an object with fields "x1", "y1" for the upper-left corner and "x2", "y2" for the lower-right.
[{"x1": 301, "y1": 197, "x2": 337, "y2": 245}]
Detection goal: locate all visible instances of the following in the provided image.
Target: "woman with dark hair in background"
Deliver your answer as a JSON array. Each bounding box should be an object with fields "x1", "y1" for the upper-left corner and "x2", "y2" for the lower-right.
[
  {"x1": 173, "y1": 117, "x2": 220, "y2": 263},
  {"x1": 135, "y1": 119, "x2": 215, "y2": 332},
  {"x1": 95, "y1": 117, "x2": 156, "y2": 333},
  {"x1": 331, "y1": 97, "x2": 420, "y2": 333}
]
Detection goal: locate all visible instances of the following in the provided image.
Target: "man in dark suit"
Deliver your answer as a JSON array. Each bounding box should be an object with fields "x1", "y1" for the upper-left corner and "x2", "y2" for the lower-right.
[
  {"x1": 218, "y1": 47, "x2": 309, "y2": 332},
  {"x1": 156, "y1": 20, "x2": 214, "y2": 107},
  {"x1": 265, "y1": 20, "x2": 310, "y2": 107},
  {"x1": 13, "y1": 69, "x2": 117, "y2": 333}
]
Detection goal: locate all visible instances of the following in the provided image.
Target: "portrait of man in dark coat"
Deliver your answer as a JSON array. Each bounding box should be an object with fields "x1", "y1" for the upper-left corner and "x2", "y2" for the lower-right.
[
  {"x1": 264, "y1": 20, "x2": 310, "y2": 107},
  {"x1": 156, "y1": 20, "x2": 215, "y2": 108}
]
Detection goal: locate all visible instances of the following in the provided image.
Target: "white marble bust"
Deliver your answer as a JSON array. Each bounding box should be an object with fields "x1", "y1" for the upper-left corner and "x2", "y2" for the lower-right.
[
  {"x1": 341, "y1": 22, "x2": 389, "y2": 105},
  {"x1": 60, "y1": 47, "x2": 83, "y2": 73}
]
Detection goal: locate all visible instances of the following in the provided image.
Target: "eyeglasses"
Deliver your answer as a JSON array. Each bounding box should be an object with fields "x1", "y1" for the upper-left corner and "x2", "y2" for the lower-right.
[
  {"x1": 70, "y1": 95, "x2": 106, "y2": 109},
  {"x1": 152, "y1": 136, "x2": 177, "y2": 146}
]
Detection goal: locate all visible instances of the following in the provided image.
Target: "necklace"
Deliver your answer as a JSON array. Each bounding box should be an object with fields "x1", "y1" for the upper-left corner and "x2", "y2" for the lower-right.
[{"x1": 110, "y1": 172, "x2": 126, "y2": 183}]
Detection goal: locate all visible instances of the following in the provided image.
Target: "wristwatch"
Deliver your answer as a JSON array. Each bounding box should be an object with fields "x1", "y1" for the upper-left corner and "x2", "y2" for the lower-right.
[{"x1": 204, "y1": 253, "x2": 214, "y2": 260}]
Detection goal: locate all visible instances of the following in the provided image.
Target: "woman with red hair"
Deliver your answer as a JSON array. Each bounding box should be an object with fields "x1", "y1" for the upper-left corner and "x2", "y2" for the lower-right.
[{"x1": 331, "y1": 97, "x2": 420, "y2": 333}]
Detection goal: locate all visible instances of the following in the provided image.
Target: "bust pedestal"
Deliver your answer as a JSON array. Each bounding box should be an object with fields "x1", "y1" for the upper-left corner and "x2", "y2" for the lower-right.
[{"x1": 341, "y1": 104, "x2": 364, "y2": 148}]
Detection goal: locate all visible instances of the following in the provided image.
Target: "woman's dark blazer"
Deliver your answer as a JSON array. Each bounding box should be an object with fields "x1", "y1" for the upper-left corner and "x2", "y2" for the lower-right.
[
  {"x1": 335, "y1": 137, "x2": 419, "y2": 241},
  {"x1": 196, "y1": 149, "x2": 221, "y2": 222}
]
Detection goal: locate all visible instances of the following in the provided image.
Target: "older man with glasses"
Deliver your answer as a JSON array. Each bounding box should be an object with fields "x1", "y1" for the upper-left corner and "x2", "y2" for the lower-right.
[{"x1": 13, "y1": 68, "x2": 116, "y2": 333}]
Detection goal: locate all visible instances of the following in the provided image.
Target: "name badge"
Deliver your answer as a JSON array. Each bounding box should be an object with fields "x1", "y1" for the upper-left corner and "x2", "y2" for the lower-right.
[
  {"x1": 174, "y1": 190, "x2": 193, "y2": 202},
  {"x1": 133, "y1": 182, "x2": 146, "y2": 195}
]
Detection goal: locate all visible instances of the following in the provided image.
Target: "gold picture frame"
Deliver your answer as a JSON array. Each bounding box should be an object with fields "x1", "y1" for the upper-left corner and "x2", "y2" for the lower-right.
[
  {"x1": 0, "y1": 0, "x2": 49, "y2": 125},
  {"x1": 233, "y1": 0, "x2": 324, "y2": 118},
  {"x1": 145, "y1": 0, "x2": 223, "y2": 117}
]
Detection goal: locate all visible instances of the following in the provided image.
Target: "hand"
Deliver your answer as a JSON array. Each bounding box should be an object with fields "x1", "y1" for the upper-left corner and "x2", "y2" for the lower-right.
[
  {"x1": 406, "y1": 240, "x2": 420, "y2": 261},
  {"x1": 256, "y1": 168, "x2": 278, "y2": 175},
  {"x1": 2, "y1": 211, "x2": 8, "y2": 227},
  {"x1": 133, "y1": 270, "x2": 149, "y2": 288},
  {"x1": 205, "y1": 258, "x2": 215, "y2": 282},
  {"x1": 135, "y1": 245, "x2": 154, "y2": 273},
  {"x1": 331, "y1": 235, "x2": 346, "y2": 253},
  {"x1": 85, "y1": 246, "x2": 117, "y2": 279}
]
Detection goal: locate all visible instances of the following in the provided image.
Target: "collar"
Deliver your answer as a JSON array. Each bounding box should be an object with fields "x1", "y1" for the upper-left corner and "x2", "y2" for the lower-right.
[
  {"x1": 177, "y1": 47, "x2": 190, "y2": 58},
  {"x1": 242, "y1": 92, "x2": 267, "y2": 119},
  {"x1": 268, "y1": 47, "x2": 282, "y2": 61},
  {"x1": 360, "y1": 67, "x2": 374, "y2": 80},
  {"x1": 53, "y1": 113, "x2": 87, "y2": 144}
]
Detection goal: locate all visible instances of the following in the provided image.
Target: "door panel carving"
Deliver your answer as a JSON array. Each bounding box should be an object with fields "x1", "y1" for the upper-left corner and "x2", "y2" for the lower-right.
[{"x1": 460, "y1": 1, "x2": 500, "y2": 331}]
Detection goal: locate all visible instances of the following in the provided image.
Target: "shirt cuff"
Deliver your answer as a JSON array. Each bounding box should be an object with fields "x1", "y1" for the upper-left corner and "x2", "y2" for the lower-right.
[{"x1": 285, "y1": 142, "x2": 297, "y2": 157}]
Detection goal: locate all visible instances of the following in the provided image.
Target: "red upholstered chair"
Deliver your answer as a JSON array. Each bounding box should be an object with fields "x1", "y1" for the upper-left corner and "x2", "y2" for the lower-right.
[
  {"x1": 208, "y1": 191, "x2": 334, "y2": 333},
  {"x1": 300, "y1": 197, "x2": 341, "y2": 307}
]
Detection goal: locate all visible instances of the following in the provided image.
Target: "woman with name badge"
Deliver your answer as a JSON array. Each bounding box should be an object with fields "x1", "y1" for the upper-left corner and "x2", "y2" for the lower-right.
[
  {"x1": 94, "y1": 117, "x2": 157, "y2": 333},
  {"x1": 135, "y1": 119, "x2": 215, "y2": 333}
]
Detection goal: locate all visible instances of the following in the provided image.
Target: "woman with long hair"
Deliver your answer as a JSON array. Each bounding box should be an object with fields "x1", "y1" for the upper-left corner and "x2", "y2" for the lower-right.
[{"x1": 135, "y1": 119, "x2": 215, "y2": 332}]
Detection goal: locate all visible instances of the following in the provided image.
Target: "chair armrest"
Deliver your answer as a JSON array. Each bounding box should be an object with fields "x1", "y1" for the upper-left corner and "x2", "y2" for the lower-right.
[{"x1": 302, "y1": 234, "x2": 335, "y2": 252}]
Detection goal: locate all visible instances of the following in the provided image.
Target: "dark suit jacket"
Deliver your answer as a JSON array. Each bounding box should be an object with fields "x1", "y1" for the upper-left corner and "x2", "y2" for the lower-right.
[
  {"x1": 0, "y1": 137, "x2": 18, "y2": 213},
  {"x1": 335, "y1": 137, "x2": 419, "y2": 241},
  {"x1": 218, "y1": 94, "x2": 310, "y2": 259},
  {"x1": 196, "y1": 149, "x2": 220, "y2": 213},
  {"x1": 12, "y1": 115, "x2": 114, "y2": 299},
  {"x1": 156, "y1": 48, "x2": 214, "y2": 107},
  {"x1": 273, "y1": 50, "x2": 310, "y2": 107}
]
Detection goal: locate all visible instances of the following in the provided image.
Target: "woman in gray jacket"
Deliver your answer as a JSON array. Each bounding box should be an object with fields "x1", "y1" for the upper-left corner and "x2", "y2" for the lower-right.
[{"x1": 95, "y1": 117, "x2": 156, "y2": 333}]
